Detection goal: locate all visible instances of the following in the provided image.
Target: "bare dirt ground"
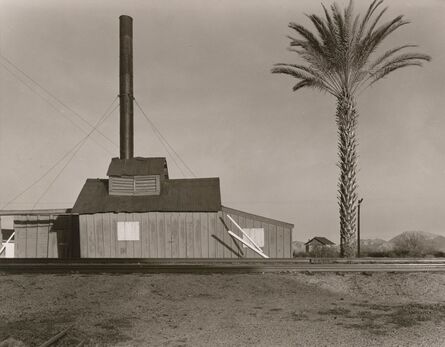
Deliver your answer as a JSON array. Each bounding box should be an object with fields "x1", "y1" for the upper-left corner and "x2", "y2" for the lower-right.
[{"x1": 0, "y1": 272, "x2": 444, "y2": 346}]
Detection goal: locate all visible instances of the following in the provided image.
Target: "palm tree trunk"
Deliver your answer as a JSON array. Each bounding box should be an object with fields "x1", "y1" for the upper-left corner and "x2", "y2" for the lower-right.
[{"x1": 336, "y1": 93, "x2": 358, "y2": 257}]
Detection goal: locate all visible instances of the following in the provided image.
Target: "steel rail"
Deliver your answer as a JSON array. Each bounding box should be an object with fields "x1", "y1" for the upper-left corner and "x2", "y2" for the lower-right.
[{"x1": 0, "y1": 260, "x2": 444, "y2": 274}]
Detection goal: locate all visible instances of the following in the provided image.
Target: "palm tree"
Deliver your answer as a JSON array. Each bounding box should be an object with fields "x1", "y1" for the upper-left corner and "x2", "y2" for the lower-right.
[{"x1": 272, "y1": 0, "x2": 431, "y2": 257}]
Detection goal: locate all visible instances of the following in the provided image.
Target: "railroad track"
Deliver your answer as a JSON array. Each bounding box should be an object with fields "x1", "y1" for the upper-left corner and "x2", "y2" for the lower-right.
[{"x1": 0, "y1": 259, "x2": 444, "y2": 273}]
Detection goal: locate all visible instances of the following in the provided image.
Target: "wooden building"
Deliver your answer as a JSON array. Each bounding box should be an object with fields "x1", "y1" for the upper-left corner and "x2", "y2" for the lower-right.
[
  {"x1": 305, "y1": 236, "x2": 335, "y2": 253},
  {"x1": 71, "y1": 158, "x2": 293, "y2": 258},
  {"x1": 0, "y1": 210, "x2": 79, "y2": 258},
  {"x1": 1, "y1": 15, "x2": 293, "y2": 259}
]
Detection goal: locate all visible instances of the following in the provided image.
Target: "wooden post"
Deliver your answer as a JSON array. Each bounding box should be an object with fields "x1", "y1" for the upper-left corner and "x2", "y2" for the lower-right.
[
  {"x1": 226, "y1": 214, "x2": 262, "y2": 252},
  {"x1": 38, "y1": 326, "x2": 71, "y2": 347},
  {"x1": 357, "y1": 198, "x2": 363, "y2": 258},
  {"x1": 227, "y1": 230, "x2": 269, "y2": 258}
]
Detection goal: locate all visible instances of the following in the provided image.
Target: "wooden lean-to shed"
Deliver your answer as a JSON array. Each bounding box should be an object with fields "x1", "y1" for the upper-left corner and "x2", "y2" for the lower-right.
[{"x1": 0, "y1": 210, "x2": 79, "y2": 258}]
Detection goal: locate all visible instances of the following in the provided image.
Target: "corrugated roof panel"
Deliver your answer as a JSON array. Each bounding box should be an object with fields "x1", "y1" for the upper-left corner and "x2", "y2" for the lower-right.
[
  {"x1": 107, "y1": 157, "x2": 168, "y2": 177},
  {"x1": 72, "y1": 177, "x2": 221, "y2": 214}
]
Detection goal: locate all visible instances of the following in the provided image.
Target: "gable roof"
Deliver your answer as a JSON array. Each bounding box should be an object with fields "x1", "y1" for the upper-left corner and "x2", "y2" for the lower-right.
[
  {"x1": 72, "y1": 177, "x2": 221, "y2": 214},
  {"x1": 305, "y1": 237, "x2": 335, "y2": 246},
  {"x1": 107, "y1": 157, "x2": 168, "y2": 177}
]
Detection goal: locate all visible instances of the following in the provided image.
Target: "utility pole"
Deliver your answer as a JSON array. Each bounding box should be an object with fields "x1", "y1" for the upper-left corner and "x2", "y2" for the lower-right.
[{"x1": 357, "y1": 198, "x2": 363, "y2": 257}]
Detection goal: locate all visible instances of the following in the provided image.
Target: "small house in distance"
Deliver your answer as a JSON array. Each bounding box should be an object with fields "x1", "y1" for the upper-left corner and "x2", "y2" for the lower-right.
[{"x1": 305, "y1": 237, "x2": 335, "y2": 253}]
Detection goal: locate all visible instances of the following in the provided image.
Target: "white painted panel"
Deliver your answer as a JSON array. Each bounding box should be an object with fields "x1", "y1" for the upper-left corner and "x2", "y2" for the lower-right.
[
  {"x1": 242, "y1": 228, "x2": 264, "y2": 248},
  {"x1": 117, "y1": 221, "x2": 140, "y2": 241},
  {"x1": 0, "y1": 216, "x2": 14, "y2": 229},
  {"x1": 1, "y1": 242, "x2": 14, "y2": 258}
]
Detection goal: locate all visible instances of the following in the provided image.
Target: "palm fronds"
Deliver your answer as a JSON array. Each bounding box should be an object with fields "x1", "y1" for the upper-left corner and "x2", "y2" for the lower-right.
[{"x1": 271, "y1": 0, "x2": 431, "y2": 97}]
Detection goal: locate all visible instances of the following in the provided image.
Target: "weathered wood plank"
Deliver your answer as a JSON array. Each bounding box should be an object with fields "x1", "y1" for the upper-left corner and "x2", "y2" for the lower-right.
[
  {"x1": 236, "y1": 214, "x2": 246, "y2": 258},
  {"x1": 102, "y1": 214, "x2": 111, "y2": 258},
  {"x1": 79, "y1": 215, "x2": 88, "y2": 257},
  {"x1": 117, "y1": 213, "x2": 126, "y2": 258},
  {"x1": 224, "y1": 215, "x2": 239, "y2": 258},
  {"x1": 171, "y1": 213, "x2": 179, "y2": 258},
  {"x1": 269, "y1": 223, "x2": 277, "y2": 258},
  {"x1": 141, "y1": 213, "x2": 149, "y2": 257},
  {"x1": 95, "y1": 214, "x2": 104, "y2": 258},
  {"x1": 252, "y1": 219, "x2": 263, "y2": 258},
  {"x1": 125, "y1": 214, "x2": 134, "y2": 258},
  {"x1": 14, "y1": 216, "x2": 26, "y2": 258},
  {"x1": 72, "y1": 216, "x2": 80, "y2": 258},
  {"x1": 222, "y1": 213, "x2": 242, "y2": 258},
  {"x1": 86, "y1": 215, "x2": 96, "y2": 257},
  {"x1": 25, "y1": 216, "x2": 37, "y2": 258},
  {"x1": 178, "y1": 213, "x2": 187, "y2": 258},
  {"x1": 193, "y1": 213, "x2": 201, "y2": 258},
  {"x1": 37, "y1": 215, "x2": 49, "y2": 257},
  {"x1": 208, "y1": 213, "x2": 216, "y2": 258},
  {"x1": 215, "y1": 212, "x2": 225, "y2": 258},
  {"x1": 277, "y1": 225, "x2": 284, "y2": 258},
  {"x1": 48, "y1": 214, "x2": 57, "y2": 258},
  {"x1": 221, "y1": 213, "x2": 231, "y2": 258},
  {"x1": 48, "y1": 230, "x2": 58, "y2": 258},
  {"x1": 110, "y1": 213, "x2": 117, "y2": 258},
  {"x1": 245, "y1": 217, "x2": 258, "y2": 258},
  {"x1": 55, "y1": 216, "x2": 66, "y2": 259},
  {"x1": 200, "y1": 213, "x2": 208, "y2": 258},
  {"x1": 148, "y1": 212, "x2": 157, "y2": 258},
  {"x1": 260, "y1": 221, "x2": 269, "y2": 258},
  {"x1": 133, "y1": 213, "x2": 142, "y2": 258},
  {"x1": 283, "y1": 227, "x2": 291, "y2": 258},
  {"x1": 186, "y1": 213, "x2": 194, "y2": 258},
  {"x1": 157, "y1": 212, "x2": 165, "y2": 258},
  {"x1": 165, "y1": 213, "x2": 172, "y2": 258}
]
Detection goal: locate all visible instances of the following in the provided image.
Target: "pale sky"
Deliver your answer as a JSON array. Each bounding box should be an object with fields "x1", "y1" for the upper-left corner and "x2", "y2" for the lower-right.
[{"x1": 0, "y1": 0, "x2": 444, "y2": 242}]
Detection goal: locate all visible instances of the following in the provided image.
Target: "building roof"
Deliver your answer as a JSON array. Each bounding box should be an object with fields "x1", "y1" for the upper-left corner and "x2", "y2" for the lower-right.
[
  {"x1": 106, "y1": 157, "x2": 168, "y2": 177},
  {"x1": 305, "y1": 237, "x2": 335, "y2": 246},
  {"x1": 222, "y1": 206, "x2": 294, "y2": 228},
  {"x1": 72, "y1": 177, "x2": 221, "y2": 214}
]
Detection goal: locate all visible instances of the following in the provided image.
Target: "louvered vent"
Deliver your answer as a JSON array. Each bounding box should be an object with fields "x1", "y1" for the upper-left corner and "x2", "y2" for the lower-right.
[
  {"x1": 109, "y1": 175, "x2": 160, "y2": 196},
  {"x1": 134, "y1": 175, "x2": 160, "y2": 195}
]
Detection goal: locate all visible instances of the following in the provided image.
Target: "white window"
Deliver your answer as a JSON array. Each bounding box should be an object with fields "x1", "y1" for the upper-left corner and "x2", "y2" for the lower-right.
[
  {"x1": 242, "y1": 228, "x2": 264, "y2": 248},
  {"x1": 117, "y1": 221, "x2": 140, "y2": 241}
]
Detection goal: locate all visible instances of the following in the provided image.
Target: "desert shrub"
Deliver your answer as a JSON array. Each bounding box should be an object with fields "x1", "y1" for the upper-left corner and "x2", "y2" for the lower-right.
[
  {"x1": 393, "y1": 233, "x2": 433, "y2": 257},
  {"x1": 293, "y1": 250, "x2": 307, "y2": 258},
  {"x1": 362, "y1": 250, "x2": 397, "y2": 258}
]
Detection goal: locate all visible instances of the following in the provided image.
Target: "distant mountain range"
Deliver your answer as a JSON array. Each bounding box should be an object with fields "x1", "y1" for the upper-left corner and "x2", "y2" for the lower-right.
[{"x1": 293, "y1": 231, "x2": 445, "y2": 254}]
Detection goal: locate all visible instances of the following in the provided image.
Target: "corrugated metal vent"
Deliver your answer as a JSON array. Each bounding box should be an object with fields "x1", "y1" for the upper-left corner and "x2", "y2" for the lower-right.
[{"x1": 109, "y1": 175, "x2": 160, "y2": 196}]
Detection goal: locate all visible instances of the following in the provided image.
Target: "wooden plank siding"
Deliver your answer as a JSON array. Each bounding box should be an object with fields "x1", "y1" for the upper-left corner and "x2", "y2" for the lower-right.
[
  {"x1": 78, "y1": 209, "x2": 292, "y2": 258},
  {"x1": 13, "y1": 214, "x2": 79, "y2": 258},
  {"x1": 221, "y1": 206, "x2": 293, "y2": 258}
]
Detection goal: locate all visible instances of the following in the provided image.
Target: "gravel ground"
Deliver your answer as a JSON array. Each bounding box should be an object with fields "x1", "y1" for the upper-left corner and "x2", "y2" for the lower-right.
[{"x1": 0, "y1": 272, "x2": 444, "y2": 346}]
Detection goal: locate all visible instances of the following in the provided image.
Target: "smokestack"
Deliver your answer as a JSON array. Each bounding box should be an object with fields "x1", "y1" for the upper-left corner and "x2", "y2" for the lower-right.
[{"x1": 119, "y1": 15, "x2": 134, "y2": 159}]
